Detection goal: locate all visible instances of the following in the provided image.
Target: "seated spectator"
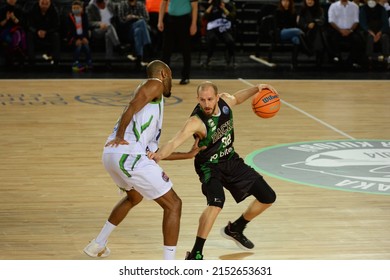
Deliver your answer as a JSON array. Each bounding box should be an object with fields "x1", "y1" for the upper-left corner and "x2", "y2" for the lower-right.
[
  {"x1": 297, "y1": 0, "x2": 330, "y2": 66},
  {"x1": 67, "y1": 0, "x2": 93, "y2": 72},
  {"x1": 117, "y1": 0, "x2": 151, "y2": 68},
  {"x1": 86, "y1": 0, "x2": 124, "y2": 67},
  {"x1": 202, "y1": 0, "x2": 236, "y2": 67},
  {"x1": 0, "y1": 0, "x2": 26, "y2": 66},
  {"x1": 26, "y1": 0, "x2": 61, "y2": 66},
  {"x1": 378, "y1": 0, "x2": 390, "y2": 30},
  {"x1": 378, "y1": 0, "x2": 390, "y2": 18},
  {"x1": 327, "y1": 0, "x2": 365, "y2": 68},
  {"x1": 274, "y1": 0, "x2": 312, "y2": 69},
  {"x1": 359, "y1": 0, "x2": 390, "y2": 68}
]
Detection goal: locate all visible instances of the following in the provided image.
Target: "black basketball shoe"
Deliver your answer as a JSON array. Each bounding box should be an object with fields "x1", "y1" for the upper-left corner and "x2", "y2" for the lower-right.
[{"x1": 221, "y1": 221, "x2": 255, "y2": 250}]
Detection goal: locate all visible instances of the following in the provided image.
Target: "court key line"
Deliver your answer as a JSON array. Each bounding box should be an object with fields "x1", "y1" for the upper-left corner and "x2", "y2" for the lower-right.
[{"x1": 238, "y1": 78, "x2": 356, "y2": 140}]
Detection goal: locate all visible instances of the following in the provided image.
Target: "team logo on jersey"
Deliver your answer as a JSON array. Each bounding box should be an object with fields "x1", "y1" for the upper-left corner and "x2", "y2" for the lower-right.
[
  {"x1": 222, "y1": 106, "x2": 229, "y2": 115},
  {"x1": 245, "y1": 140, "x2": 390, "y2": 195},
  {"x1": 208, "y1": 118, "x2": 216, "y2": 131},
  {"x1": 161, "y1": 171, "x2": 170, "y2": 182}
]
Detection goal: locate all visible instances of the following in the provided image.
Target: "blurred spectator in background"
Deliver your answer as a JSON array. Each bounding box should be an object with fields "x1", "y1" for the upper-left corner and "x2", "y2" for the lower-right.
[
  {"x1": 158, "y1": 0, "x2": 198, "y2": 85},
  {"x1": 26, "y1": 0, "x2": 61, "y2": 66},
  {"x1": 297, "y1": 0, "x2": 329, "y2": 66},
  {"x1": 202, "y1": 0, "x2": 236, "y2": 67},
  {"x1": 378, "y1": 0, "x2": 390, "y2": 18},
  {"x1": 327, "y1": 0, "x2": 365, "y2": 68},
  {"x1": 146, "y1": 0, "x2": 163, "y2": 58},
  {"x1": 0, "y1": 0, "x2": 26, "y2": 66},
  {"x1": 359, "y1": 0, "x2": 390, "y2": 68},
  {"x1": 117, "y1": 0, "x2": 151, "y2": 68},
  {"x1": 274, "y1": 0, "x2": 312, "y2": 69},
  {"x1": 67, "y1": 0, "x2": 92, "y2": 72},
  {"x1": 86, "y1": 0, "x2": 124, "y2": 67},
  {"x1": 378, "y1": 0, "x2": 390, "y2": 31}
]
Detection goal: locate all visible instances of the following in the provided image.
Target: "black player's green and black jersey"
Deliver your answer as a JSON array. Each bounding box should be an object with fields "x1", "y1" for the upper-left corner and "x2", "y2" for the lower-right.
[
  {"x1": 191, "y1": 98, "x2": 235, "y2": 165},
  {"x1": 190, "y1": 98, "x2": 275, "y2": 205}
]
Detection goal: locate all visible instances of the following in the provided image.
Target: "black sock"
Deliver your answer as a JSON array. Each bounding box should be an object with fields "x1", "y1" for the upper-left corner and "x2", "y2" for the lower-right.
[
  {"x1": 231, "y1": 215, "x2": 249, "y2": 232},
  {"x1": 191, "y1": 236, "x2": 206, "y2": 255}
]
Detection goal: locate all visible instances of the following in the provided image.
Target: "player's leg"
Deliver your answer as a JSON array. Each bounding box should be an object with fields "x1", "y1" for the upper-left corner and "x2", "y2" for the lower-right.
[
  {"x1": 108, "y1": 189, "x2": 143, "y2": 225},
  {"x1": 242, "y1": 197, "x2": 273, "y2": 222},
  {"x1": 197, "y1": 205, "x2": 221, "y2": 239},
  {"x1": 185, "y1": 178, "x2": 225, "y2": 260},
  {"x1": 221, "y1": 159, "x2": 276, "y2": 250},
  {"x1": 154, "y1": 188, "x2": 182, "y2": 259},
  {"x1": 84, "y1": 154, "x2": 143, "y2": 258}
]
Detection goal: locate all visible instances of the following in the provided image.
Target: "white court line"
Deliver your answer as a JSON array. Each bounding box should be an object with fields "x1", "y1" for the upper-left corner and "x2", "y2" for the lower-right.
[{"x1": 238, "y1": 78, "x2": 356, "y2": 140}]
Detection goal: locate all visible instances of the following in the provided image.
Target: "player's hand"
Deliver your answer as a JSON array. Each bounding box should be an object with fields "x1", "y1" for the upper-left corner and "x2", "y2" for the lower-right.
[
  {"x1": 189, "y1": 137, "x2": 206, "y2": 157},
  {"x1": 147, "y1": 151, "x2": 161, "y2": 163},
  {"x1": 258, "y1": 84, "x2": 278, "y2": 94},
  {"x1": 105, "y1": 137, "x2": 129, "y2": 147}
]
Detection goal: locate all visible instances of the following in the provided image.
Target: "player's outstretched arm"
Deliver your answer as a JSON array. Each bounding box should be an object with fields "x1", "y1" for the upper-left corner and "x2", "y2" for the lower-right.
[
  {"x1": 226, "y1": 84, "x2": 277, "y2": 107},
  {"x1": 164, "y1": 137, "x2": 206, "y2": 160},
  {"x1": 149, "y1": 117, "x2": 203, "y2": 162}
]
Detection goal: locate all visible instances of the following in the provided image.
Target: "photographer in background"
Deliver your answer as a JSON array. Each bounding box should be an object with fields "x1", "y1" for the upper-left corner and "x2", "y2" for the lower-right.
[{"x1": 202, "y1": 0, "x2": 236, "y2": 67}]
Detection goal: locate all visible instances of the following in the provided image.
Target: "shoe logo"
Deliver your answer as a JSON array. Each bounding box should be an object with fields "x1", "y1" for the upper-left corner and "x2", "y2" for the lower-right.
[{"x1": 97, "y1": 248, "x2": 106, "y2": 257}]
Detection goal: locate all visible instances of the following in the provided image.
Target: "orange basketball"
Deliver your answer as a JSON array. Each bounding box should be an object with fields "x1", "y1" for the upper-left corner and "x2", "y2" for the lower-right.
[{"x1": 252, "y1": 87, "x2": 281, "y2": 118}]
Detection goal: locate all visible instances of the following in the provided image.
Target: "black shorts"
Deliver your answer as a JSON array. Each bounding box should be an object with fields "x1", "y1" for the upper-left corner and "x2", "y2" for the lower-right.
[{"x1": 195, "y1": 153, "x2": 262, "y2": 203}]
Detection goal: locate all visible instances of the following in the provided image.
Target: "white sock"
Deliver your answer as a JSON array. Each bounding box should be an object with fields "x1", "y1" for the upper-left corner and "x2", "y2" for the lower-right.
[
  {"x1": 163, "y1": 245, "x2": 176, "y2": 260},
  {"x1": 95, "y1": 221, "x2": 116, "y2": 246}
]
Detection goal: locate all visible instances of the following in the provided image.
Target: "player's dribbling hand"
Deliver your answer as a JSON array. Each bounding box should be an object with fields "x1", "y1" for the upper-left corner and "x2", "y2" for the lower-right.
[
  {"x1": 258, "y1": 83, "x2": 278, "y2": 94},
  {"x1": 105, "y1": 137, "x2": 129, "y2": 147}
]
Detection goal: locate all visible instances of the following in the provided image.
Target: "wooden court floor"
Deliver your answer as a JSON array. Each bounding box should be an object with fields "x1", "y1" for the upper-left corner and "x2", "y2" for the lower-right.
[{"x1": 0, "y1": 79, "x2": 389, "y2": 260}]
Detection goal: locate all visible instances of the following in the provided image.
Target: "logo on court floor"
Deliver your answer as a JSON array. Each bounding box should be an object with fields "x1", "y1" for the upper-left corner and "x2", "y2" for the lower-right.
[
  {"x1": 0, "y1": 93, "x2": 67, "y2": 105},
  {"x1": 75, "y1": 92, "x2": 182, "y2": 106},
  {"x1": 245, "y1": 140, "x2": 390, "y2": 195}
]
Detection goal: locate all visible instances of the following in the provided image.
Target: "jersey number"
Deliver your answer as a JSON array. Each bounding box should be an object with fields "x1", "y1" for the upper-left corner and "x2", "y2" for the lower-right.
[{"x1": 221, "y1": 134, "x2": 231, "y2": 148}]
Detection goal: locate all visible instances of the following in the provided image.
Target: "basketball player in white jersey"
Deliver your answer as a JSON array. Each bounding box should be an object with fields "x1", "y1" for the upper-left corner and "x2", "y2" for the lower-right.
[{"x1": 84, "y1": 60, "x2": 192, "y2": 260}]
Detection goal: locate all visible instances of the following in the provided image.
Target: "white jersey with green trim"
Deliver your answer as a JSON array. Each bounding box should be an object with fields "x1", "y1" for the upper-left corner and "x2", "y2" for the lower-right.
[{"x1": 103, "y1": 81, "x2": 164, "y2": 155}]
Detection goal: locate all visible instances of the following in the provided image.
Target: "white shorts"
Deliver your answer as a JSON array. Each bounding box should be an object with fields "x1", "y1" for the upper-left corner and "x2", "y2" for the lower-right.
[{"x1": 102, "y1": 153, "x2": 173, "y2": 200}]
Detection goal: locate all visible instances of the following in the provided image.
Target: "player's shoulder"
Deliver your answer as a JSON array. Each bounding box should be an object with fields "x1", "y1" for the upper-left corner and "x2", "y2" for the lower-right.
[{"x1": 219, "y1": 92, "x2": 236, "y2": 107}]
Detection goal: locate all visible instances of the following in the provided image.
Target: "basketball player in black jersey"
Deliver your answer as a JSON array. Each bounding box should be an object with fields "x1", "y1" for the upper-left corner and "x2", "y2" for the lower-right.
[{"x1": 149, "y1": 81, "x2": 277, "y2": 260}]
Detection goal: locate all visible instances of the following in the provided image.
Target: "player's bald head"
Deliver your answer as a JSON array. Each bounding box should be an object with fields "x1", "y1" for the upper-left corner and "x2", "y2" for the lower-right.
[
  {"x1": 147, "y1": 60, "x2": 170, "y2": 78},
  {"x1": 197, "y1": 81, "x2": 218, "y2": 96}
]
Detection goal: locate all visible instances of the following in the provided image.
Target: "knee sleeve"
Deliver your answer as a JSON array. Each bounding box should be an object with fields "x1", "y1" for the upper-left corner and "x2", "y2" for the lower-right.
[
  {"x1": 250, "y1": 177, "x2": 276, "y2": 204},
  {"x1": 202, "y1": 178, "x2": 225, "y2": 209}
]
